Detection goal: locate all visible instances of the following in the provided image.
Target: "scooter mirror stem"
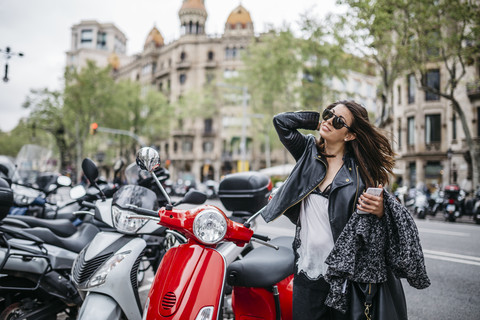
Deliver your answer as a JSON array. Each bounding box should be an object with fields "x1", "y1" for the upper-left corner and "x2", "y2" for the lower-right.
[
  {"x1": 150, "y1": 171, "x2": 172, "y2": 205},
  {"x1": 245, "y1": 207, "x2": 265, "y2": 227}
]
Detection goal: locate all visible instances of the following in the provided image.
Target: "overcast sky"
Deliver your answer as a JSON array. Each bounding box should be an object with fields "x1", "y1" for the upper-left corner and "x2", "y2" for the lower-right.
[{"x1": 0, "y1": 0, "x2": 344, "y2": 132}]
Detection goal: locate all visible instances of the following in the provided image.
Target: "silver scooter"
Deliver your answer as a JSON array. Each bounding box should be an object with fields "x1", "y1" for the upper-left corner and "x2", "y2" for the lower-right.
[{"x1": 72, "y1": 157, "x2": 206, "y2": 320}]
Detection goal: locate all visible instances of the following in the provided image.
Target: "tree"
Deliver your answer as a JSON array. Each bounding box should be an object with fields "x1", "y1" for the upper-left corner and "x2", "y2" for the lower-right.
[
  {"x1": 22, "y1": 88, "x2": 74, "y2": 171},
  {"x1": 63, "y1": 60, "x2": 118, "y2": 180},
  {"x1": 113, "y1": 80, "x2": 172, "y2": 157},
  {"x1": 298, "y1": 13, "x2": 360, "y2": 109},
  {"x1": 0, "y1": 120, "x2": 48, "y2": 157},
  {"x1": 337, "y1": 0, "x2": 413, "y2": 126}
]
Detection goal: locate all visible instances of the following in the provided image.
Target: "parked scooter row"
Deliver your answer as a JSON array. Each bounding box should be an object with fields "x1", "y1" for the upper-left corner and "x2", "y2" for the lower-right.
[
  {"x1": 1, "y1": 146, "x2": 289, "y2": 319},
  {"x1": 0, "y1": 156, "x2": 173, "y2": 319}
]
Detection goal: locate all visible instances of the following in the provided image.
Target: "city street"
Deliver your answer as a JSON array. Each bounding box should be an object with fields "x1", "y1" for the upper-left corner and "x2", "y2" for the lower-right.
[{"x1": 138, "y1": 198, "x2": 480, "y2": 320}]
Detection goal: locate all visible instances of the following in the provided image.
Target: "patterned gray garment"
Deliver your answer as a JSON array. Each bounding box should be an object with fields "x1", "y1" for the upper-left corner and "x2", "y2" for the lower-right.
[{"x1": 323, "y1": 190, "x2": 431, "y2": 313}]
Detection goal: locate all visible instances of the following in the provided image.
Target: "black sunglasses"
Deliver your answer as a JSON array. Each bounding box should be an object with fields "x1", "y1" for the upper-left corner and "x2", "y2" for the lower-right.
[{"x1": 322, "y1": 109, "x2": 353, "y2": 131}]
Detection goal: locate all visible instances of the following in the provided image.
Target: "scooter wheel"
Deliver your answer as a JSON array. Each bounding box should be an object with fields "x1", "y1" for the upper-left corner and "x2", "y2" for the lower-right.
[{"x1": 0, "y1": 302, "x2": 54, "y2": 320}]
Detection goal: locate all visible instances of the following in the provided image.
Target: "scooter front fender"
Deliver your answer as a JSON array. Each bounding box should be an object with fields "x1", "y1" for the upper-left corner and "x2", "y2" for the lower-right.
[
  {"x1": 145, "y1": 243, "x2": 226, "y2": 320},
  {"x1": 78, "y1": 292, "x2": 123, "y2": 320}
]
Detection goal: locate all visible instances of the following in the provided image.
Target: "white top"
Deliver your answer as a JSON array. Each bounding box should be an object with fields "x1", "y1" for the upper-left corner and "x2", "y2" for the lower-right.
[{"x1": 296, "y1": 193, "x2": 335, "y2": 280}]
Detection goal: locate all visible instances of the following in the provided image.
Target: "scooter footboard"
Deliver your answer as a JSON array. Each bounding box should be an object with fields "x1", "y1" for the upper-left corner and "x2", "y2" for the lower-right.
[{"x1": 145, "y1": 243, "x2": 226, "y2": 320}]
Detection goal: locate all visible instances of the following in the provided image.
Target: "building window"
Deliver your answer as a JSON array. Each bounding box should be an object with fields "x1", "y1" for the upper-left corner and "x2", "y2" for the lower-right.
[
  {"x1": 452, "y1": 112, "x2": 457, "y2": 141},
  {"x1": 182, "y1": 139, "x2": 193, "y2": 152},
  {"x1": 80, "y1": 29, "x2": 93, "y2": 48},
  {"x1": 208, "y1": 51, "x2": 214, "y2": 61},
  {"x1": 409, "y1": 162, "x2": 416, "y2": 188},
  {"x1": 225, "y1": 47, "x2": 230, "y2": 59},
  {"x1": 425, "y1": 69, "x2": 440, "y2": 101},
  {"x1": 397, "y1": 85, "x2": 401, "y2": 105},
  {"x1": 397, "y1": 119, "x2": 402, "y2": 148},
  {"x1": 142, "y1": 64, "x2": 152, "y2": 75},
  {"x1": 180, "y1": 51, "x2": 186, "y2": 62},
  {"x1": 204, "y1": 118, "x2": 213, "y2": 133},
  {"x1": 232, "y1": 47, "x2": 237, "y2": 59},
  {"x1": 425, "y1": 114, "x2": 441, "y2": 144},
  {"x1": 407, "y1": 116, "x2": 415, "y2": 146},
  {"x1": 97, "y1": 32, "x2": 107, "y2": 50},
  {"x1": 179, "y1": 73, "x2": 186, "y2": 84},
  {"x1": 407, "y1": 74, "x2": 416, "y2": 104},
  {"x1": 203, "y1": 141, "x2": 214, "y2": 152},
  {"x1": 114, "y1": 36, "x2": 125, "y2": 54}
]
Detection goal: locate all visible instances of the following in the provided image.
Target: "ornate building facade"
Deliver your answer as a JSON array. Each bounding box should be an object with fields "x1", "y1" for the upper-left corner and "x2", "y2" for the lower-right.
[{"x1": 66, "y1": 0, "x2": 381, "y2": 184}]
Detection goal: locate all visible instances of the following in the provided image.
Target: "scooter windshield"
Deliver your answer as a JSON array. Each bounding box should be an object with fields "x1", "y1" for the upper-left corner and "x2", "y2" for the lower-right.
[{"x1": 112, "y1": 185, "x2": 158, "y2": 211}]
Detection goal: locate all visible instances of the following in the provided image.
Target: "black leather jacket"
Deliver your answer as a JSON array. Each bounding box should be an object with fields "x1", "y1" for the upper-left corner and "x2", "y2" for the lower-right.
[{"x1": 261, "y1": 111, "x2": 366, "y2": 242}]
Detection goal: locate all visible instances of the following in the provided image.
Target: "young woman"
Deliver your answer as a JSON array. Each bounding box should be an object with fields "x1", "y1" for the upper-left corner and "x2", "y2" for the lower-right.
[{"x1": 261, "y1": 100, "x2": 429, "y2": 319}]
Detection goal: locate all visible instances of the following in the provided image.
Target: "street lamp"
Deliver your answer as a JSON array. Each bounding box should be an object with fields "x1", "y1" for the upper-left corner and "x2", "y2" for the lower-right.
[
  {"x1": 447, "y1": 148, "x2": 453, "y2": 185},
  {"x1": 0, "y1": 46, "x2": 24, "y2": 82}
]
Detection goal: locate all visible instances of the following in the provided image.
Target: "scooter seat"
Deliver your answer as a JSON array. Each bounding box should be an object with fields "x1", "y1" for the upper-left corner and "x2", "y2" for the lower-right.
[
  {"x1": 227, "y1": 236, "x2": 294, "y2": 288},
  {"x1": 21, "y1": 223, "x2": 99, "y2": 253},
  {"x1": 3, "y1": 215, "x2": 77, "y2": 237}
]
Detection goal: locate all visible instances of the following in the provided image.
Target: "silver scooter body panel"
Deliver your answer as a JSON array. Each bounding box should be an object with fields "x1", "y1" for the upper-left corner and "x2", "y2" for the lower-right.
[
  {"x1": 0, "y1": 239, "x2": 77, "y2": 274},
  {"x1": 76, "y1": 232, "x2": 147, "y2": 320}
]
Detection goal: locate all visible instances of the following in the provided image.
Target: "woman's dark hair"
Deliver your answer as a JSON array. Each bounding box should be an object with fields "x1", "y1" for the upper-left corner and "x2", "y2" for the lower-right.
[{"x1": 316, "y1": 100, "x2": 395, "y2": 187}]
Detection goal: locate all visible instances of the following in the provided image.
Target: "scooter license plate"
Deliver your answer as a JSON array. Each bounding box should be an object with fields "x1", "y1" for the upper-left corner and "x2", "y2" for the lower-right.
[{"x1": 446, "y1": 204, "x2": 455, "y2": 212}]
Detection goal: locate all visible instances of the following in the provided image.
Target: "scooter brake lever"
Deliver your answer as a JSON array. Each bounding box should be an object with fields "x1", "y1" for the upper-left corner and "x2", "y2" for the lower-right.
[{"x1": 251, "y1": 238, "x2": 279, "y2": 250}]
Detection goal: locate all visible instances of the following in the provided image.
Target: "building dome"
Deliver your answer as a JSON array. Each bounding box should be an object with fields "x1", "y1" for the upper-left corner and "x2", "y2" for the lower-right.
[
  {"x1": 144, "y1": 26, "x2": 164, "y2": 48},
  {"x1": 180, "y1": 0, "x2": 206, "y2": 11},
  {"x1": 226, "y1": 5, "x2": 252, "y2": 28}
]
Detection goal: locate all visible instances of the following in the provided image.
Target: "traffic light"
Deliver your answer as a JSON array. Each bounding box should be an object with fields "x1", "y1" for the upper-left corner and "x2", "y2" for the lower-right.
[{"x1": 90, "y1": 122, "x2": 98, "y2": 135}]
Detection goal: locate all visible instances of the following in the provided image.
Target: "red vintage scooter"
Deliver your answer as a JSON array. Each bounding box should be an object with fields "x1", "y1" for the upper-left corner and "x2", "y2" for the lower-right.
[{"x1": 131, "y1": 147, "x2": 294, "y2": 320}]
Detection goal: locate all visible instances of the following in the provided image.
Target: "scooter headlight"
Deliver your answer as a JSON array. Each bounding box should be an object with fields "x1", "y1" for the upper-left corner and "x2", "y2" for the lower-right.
[
  {"x1": 87, "y1": 251, "x2": 130, "y2": 288},
  {"x1": 193, "y1": 208, "x2": 227, "y2": 245},
  {"x1": 112, "y1": 205, "x2": 147, "y2": 234}
]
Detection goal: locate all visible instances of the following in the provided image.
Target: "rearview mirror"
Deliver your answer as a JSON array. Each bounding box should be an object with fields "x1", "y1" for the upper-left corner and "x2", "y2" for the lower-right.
[
  {"x1": 136, "y1": 147, "x2": 160, "y2": 173},
  {"x1": 176, "y1": 190, "x2": 207, "y2": 206},
  {"x1": 82, "y1": 158, "x2": 99, "y2": 184}
]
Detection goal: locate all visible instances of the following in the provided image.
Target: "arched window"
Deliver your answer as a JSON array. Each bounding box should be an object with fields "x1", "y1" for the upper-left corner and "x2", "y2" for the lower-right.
[
  {"x1": 179, "y1": 73, "x2": 187, "y2": 84},
  {"x1": 208, "y1": 51, "x2": 214, "y2": 61}
]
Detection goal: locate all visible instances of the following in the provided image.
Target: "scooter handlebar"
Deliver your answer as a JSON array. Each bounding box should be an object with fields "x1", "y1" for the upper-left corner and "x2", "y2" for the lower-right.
[
  {"x1": 80, "y1": 201, "x2": 96, "y2": 209},
  {"x1": 126, "y1": 204, "x2": 159, "y2": 217},
  {"x1": 251, "y1": 233, "x2": 270, "y2": 242}
]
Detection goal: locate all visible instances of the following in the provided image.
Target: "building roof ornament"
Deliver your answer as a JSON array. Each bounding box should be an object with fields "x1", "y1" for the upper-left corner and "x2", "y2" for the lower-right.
[
  {"x1": 144, "y1": 26, "x2": 164, "y2": 48},
  {"x1": 226, "y1": 4, "x2": 252, "y2": 27},
  {"x1": 108, "y1": 52, "x2": 120, "y2": 70}
]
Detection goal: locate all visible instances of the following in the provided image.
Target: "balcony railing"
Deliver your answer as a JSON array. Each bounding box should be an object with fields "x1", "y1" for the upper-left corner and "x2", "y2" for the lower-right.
[
  {"x1": 467, "y1": 79, "x2": 480, "y2": 101},
  {"x1": 176, "y1": 61, "x2": 191, "y2": 70},
  {"x1": 425, "y1": 142, "x2": 441, "y2": 151}
]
